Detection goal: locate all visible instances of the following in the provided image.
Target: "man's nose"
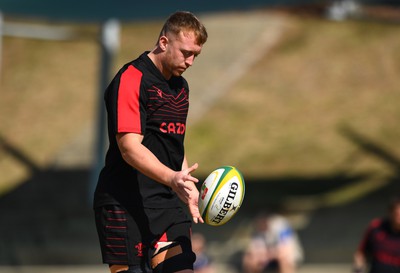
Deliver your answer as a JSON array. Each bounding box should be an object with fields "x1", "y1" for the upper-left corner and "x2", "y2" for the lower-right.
[{"x1": 185, "y1": 55, "x2": 195, "y2": 67}]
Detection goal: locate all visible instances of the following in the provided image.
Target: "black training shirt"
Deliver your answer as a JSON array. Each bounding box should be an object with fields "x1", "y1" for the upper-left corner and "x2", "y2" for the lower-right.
[{"x1": 94, "y1": 52, "x2": 190, "y2": 209}]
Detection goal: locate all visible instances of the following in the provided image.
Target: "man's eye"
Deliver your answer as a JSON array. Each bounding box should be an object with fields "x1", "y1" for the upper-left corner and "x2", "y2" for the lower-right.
[{"x1": 182, "y1": 51, "x2": 192, "y2": 58}]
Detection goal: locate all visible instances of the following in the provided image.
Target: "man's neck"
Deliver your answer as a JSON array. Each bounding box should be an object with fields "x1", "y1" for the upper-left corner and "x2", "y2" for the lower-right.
[{"x1": 147, "y1": 50, "x2": 171, "y2": 80}]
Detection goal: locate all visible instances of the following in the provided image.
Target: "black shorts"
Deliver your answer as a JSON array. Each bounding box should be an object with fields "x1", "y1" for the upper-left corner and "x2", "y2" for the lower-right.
[{"x1": 94, "y1": 204, "x2": 195, "y2": 272}]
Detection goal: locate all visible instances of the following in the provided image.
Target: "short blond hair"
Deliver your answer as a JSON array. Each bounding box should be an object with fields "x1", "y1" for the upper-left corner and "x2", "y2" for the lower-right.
[{"x1": 159, "y1": 11, "x2": 208, "y2": 45}]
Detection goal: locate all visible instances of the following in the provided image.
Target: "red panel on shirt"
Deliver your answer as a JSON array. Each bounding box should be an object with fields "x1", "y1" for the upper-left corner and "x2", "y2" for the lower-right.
[{"x1": 117, "y1": 65, "x2": 143, "y2": 133}]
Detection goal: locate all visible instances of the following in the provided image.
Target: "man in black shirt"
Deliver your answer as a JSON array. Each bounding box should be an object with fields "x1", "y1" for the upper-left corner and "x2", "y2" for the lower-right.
[
  {"x1": 353, "y1": 195, "x2": 400, "y2": 273},
  {"x1": 93, "y1": 11, "x2": 208, "y2": 273}
]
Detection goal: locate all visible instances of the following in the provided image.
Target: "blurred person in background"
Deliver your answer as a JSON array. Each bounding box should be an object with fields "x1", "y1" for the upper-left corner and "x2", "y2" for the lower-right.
[
  {"x1": 242, "y1": 212, "x2": 304, "y2": 273},
  {"x1": 353, "y1": 195, "x2": 400, "y2": 273},
  {"x1": 242, "y1": 236, "x2": 270, "y2": 273},
  {"x1": 192, "y1": 232, "x2": 215, "y2": 273}
]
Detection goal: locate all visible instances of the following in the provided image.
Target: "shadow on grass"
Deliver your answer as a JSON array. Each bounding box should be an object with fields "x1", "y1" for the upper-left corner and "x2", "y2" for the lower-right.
[{"x1": 0, "y1": 125, "x2": 399, "y2": 264}]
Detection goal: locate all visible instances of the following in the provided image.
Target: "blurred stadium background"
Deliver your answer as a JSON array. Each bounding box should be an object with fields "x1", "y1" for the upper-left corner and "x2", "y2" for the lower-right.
[{"x1": 1, "y1": 0, "x2": 400, "y2": 272}]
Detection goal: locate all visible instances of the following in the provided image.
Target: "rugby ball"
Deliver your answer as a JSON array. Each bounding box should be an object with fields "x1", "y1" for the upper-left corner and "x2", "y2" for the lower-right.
[{"x1": 199, "y1": 166, "x2": 245, "y2": 226}]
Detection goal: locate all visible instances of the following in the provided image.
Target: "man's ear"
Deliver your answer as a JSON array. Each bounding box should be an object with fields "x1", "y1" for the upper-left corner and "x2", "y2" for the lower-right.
[{"x1": 159, "y1": 36, "x2": 168, "y2": 51}]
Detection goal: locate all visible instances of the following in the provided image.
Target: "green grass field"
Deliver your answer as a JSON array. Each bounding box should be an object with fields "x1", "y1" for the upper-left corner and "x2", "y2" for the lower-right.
[{"x1": 1, "y1": 10, "x2": 400, "y2": 196}]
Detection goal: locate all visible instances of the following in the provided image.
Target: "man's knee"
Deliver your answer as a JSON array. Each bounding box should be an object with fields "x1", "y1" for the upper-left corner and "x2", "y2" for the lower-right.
[{"x1": 151, "y1": 241, "x2": 195, "y2": 273}]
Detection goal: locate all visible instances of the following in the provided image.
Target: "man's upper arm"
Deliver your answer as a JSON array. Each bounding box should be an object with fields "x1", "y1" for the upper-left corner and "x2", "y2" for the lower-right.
[{"x1": 116, "y1": 132, "x2": 143, "y2": 149}]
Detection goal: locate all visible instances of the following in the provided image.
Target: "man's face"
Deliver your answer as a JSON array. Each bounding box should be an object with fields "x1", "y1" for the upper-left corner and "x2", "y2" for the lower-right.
[{"x1": 163, "y1": 31, "x2": 203, "y2": 78}]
